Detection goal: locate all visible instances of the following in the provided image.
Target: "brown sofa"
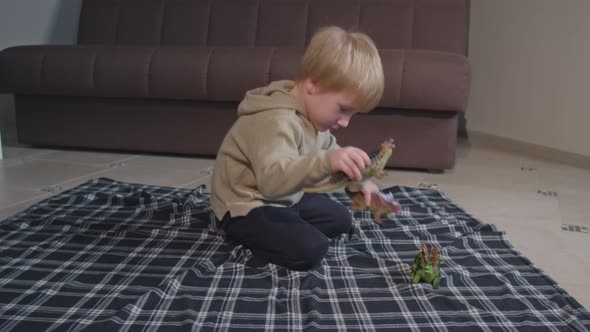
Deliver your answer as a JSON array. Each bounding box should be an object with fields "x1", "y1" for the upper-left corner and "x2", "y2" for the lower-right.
[{"x1": 0, "y1": 0, "x2": 471, "y2": 171}]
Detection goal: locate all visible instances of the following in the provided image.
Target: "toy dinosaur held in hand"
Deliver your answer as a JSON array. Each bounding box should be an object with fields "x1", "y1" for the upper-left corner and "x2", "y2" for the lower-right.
[
  {"x1": 303, "y1": 138, "x2": 395, "y2": 193},
  {"x1": 411, "y1": 244, "x2": 444, "y2": 289},
  {"x1": 349, "y1": 190, "x2": 401, "y2": 224}
]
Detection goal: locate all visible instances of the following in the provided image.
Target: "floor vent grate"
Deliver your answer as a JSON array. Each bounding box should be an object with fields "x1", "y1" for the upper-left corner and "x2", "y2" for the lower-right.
[
  {"x1": 418, "y1": 183, "x2": 438, "y2": 190},
  {"x1": 520, "y1": 166, "x2": 537, "y2": 172},
  {"x1": 561, "y1": 224, "x2": 588, "y2": 234},
  {"x1": 537, "y1": 190, "x2": 558, "y2": 197},
  {"x1": 40, "y1": 185, "x2": 63, "y2": 194}
]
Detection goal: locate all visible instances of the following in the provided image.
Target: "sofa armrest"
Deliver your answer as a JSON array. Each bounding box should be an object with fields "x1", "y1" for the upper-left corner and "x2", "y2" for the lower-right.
[{"x1": 0, "y1": 45, "x2": 470, "y2": 112}]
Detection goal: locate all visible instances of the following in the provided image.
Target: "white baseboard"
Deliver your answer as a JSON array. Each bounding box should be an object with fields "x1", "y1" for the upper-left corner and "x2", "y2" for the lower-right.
[{"x1": 468, "y1": 131, "x2": 590, "y2": 170}]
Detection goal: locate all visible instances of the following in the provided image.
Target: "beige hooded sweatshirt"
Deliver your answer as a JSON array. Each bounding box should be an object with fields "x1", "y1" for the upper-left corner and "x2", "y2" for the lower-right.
[{"x1": 210, "y1": 80, "x2": 339, "y2": 220}]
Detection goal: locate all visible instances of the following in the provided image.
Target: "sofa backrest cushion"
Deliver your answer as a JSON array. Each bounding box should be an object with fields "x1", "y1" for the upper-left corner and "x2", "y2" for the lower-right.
[
  {"x1": 0, "y1": 44, "x2": 470, "y2": 112},
  {"x1": 78, "y1": 0, "x2": 469, "y2": 54}
]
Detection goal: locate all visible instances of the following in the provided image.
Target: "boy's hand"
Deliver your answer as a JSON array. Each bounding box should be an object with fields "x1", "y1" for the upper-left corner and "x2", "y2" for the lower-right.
[
  {"x1": 328, "y1": 147, "x2": 371, "y2": 181},
  {"x1": 360, "y1": 180, "x2": 380, "y2": 206}
]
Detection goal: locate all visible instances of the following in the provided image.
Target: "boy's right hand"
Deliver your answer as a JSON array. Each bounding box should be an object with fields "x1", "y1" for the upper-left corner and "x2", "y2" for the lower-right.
[{"x1": 328, "y1": 147, "x2": 371, "y2": 181}]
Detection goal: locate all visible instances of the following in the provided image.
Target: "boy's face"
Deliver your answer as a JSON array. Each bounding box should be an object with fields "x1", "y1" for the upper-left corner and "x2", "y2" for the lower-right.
[{"x1": 303, "y1": 79, "x2": 359, "y2": 132}]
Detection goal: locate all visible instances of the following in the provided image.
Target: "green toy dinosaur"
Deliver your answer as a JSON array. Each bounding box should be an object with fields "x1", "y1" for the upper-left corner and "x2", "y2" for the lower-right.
[
  {"x1": 411, "y1": 244, "x2": 444, "y2": 289},
  {"x1": 303, "y1": 138, "x2": 395, "y2": 193}
]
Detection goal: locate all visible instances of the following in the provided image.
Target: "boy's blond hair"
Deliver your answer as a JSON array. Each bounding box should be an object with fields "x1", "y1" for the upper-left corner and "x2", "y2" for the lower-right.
[{"x1": 295, "y1": 26, "x2": 384, "y2": 113}]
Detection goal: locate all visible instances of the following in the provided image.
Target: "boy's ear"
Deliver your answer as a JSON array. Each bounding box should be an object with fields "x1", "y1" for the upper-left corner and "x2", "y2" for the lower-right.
[{"x1": 304, "y1": 78, "x2": 320, "y2": 95}]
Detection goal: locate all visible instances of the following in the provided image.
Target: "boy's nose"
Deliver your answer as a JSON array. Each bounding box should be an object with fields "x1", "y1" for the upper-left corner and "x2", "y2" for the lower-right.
[{"x1": 337, "y1": 117, "x2": 350, "y2": 128}]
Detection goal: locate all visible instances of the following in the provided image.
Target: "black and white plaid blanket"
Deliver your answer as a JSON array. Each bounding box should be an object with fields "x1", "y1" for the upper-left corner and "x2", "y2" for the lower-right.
[{"x1": 1, "y1": 178, "x2": 589, "y2": 331}]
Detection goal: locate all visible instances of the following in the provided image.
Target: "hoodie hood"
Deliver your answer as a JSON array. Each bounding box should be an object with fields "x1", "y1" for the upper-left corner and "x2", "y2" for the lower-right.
[
  {"x1": 211, "y1": 80, "x2": 340, "y2": 220},
  {"x1": 237, "y1": 80, "x2": 306, "y2": 117}
]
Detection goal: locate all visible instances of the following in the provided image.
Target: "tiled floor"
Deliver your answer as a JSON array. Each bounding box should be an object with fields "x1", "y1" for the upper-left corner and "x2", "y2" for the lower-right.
[{"x1": 1, "y1": 139, "x2": 589, "y2": 309}]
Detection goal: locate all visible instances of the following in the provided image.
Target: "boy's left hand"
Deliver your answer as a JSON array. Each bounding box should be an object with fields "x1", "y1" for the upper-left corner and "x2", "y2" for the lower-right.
[{"x1": 360, "y1": 180, "x2": 380, "y2": 206}]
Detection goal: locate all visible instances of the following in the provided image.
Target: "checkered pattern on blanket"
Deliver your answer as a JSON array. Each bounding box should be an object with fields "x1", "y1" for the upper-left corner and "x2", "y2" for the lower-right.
[{"x1": 1, "y1": 177, "x2": 589, "y2": 331}]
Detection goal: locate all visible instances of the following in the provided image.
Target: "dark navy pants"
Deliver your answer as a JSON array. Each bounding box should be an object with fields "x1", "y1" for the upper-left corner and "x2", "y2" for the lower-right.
[{"x1": 220, "y1": 193, "x2": 353, "y2": 271}]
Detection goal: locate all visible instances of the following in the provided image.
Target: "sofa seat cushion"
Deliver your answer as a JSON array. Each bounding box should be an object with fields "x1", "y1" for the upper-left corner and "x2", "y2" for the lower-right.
[{"x1": 0, "y1": 45, "x2": 470, "y2": 112}]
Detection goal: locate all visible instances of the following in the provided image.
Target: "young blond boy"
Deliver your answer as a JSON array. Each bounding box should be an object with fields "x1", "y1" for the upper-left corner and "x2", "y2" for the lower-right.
[{"x1": 210, "y1": 26, "x2": 385, "y2": 270}]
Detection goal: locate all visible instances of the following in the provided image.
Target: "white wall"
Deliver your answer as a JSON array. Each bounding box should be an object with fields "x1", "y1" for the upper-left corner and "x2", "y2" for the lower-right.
[
  {"x1": 468, "y1": 0, "x2": 590, "y2": 157},
  {"x1": 0, "y1": 0, "x2": 82, "y2": 143}
]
